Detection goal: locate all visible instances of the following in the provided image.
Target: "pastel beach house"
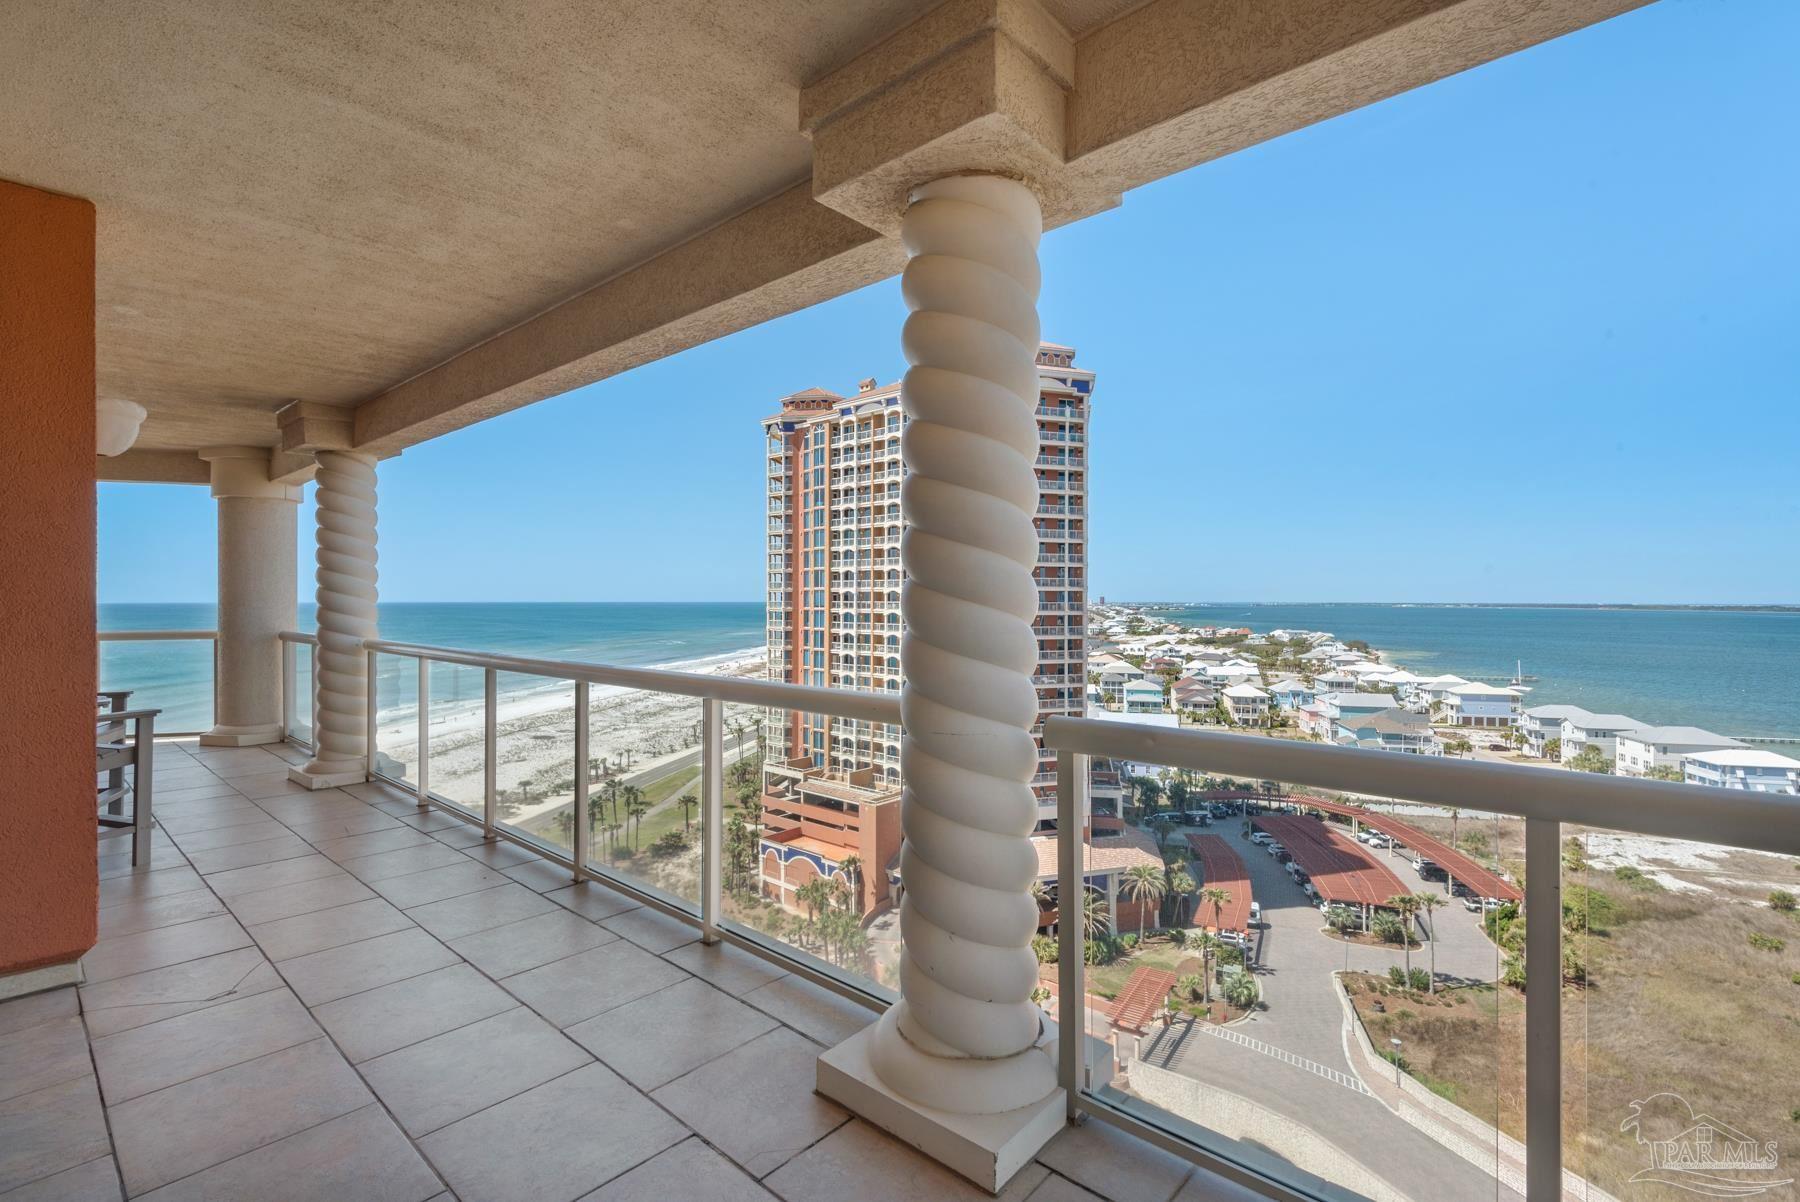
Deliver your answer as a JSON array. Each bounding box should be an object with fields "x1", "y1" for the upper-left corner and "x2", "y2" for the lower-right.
[
  {"x1": 1440, "y1": 682, "x2": 1522, "y2": 728},
  {"x1": 1223, "y1": 683, "x2": 1270, "y2": 726},
  {"x1": 1615, "y1": 727, "x2": 1747, "y2": 777},
  {"x1": 1557, "y1": 712, "x2": 1649, "y2": 765},
  {"x1": 1682, "y1": 749, "x2": 1800, "y2": 794}
]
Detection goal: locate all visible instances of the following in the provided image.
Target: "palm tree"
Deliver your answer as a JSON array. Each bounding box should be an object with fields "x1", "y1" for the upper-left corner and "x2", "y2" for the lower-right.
[
  {"x1": 1182, "y1": 928, "x2": 1220, "y2": 1002},
  {"x1": 1167, "y1": 869, "x2": 1195, "y2": 926},
  {"x1": 677, "y1": 792, "x2": 698, "y2": 832},
  {"x1": 1201, "y1": 886, "x2": 1233, "y2": 935},
  {"x1": 1176, "y1": 973, "x2": 1205, "y2": 1004},
  {"x1": 601, "y1": 778, "x2": 621, "y2": 825},
  {"x1": 554, "y1": 809, "x2": 575, "y2": 846},
  {"x1": 626, "y1": 791, "x2": 650, "y2": 849},
  {"x1": 838, "y1": 855, "x2": 862, "y2": 913},
  {"x1": 1121, "y1": 865, "x2": 1167, "y2": 941},
  {"x1": 1414, "y1": 892, "x2": 1446, "y2": 992},
  {"x1": 1387, "y1": 894, "x2": 1422, "y2": 979},
  {"x1": 1080, "y1": 888, "x2": 1110, "y2": 941}
]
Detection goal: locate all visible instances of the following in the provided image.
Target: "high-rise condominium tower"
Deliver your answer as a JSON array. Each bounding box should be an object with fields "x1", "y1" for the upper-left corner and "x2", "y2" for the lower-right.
[{"x1": 758, "y1": 343, "x2": 1091, "y2": 914}]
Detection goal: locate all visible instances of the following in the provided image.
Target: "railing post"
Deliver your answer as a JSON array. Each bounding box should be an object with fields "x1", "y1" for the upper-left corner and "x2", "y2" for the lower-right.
[
  {"x1": 281, "y1": 638, "x2": 296, "y2": 741},
  {"x1": 483, "y1": 668, "x2": 498, "y2": 840},
  {"x1": 415, "y1": 657, "x2": 430, "y2": 808},
  {"x1": 365, "y1": 647, "x2": 378, "y2": 780},
  {"x1": 1525, "y1": 816, "x2": 1562, "y2": 1201},
  {"x1": 701, "y1": 697, "x2": 724, "y2": 943},
  {"x1": 1057, "y1": 751, "x2": 1086, "y2": 1119},
  {"x1": 573, "y1": 683, "x2": 590, "y2": 882},
  {"x1": 134, "y1": 713, "x2": 156, "y2": 867}
]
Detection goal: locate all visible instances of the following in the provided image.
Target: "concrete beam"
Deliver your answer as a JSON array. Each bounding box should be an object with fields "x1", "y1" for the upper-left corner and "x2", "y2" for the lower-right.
[
  {"x1": 277, "y1": 401, "x2": 354, "y2": 454},
  {"x1": 95, "y1": 448, "x2": 207, "y2": 485},
  {"x1": 351, "y1": 183, "x2": 900, "y2": 456},
  {"x1": 1066, "y1": 0, "x2": 1651, "y2": 190}
]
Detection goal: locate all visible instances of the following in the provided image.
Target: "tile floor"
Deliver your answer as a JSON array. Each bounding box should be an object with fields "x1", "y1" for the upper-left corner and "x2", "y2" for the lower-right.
[{"x1": 1, "y1": 739, "x2": 1258, "y2": 1202}]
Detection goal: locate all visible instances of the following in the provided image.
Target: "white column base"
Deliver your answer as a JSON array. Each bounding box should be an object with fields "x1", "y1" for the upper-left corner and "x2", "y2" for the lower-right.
[
  {"x1": 199, "y1": 723, "x2": 284, "y2": 747},
  {"x1": 818, "y1": 1020, "x2": 1066, "y2": 1193},
  {"x1": 288, "y1": 763, "x2": 367, "y2": 790},
  {"x1": 0, "y1": 959, "x2": 83, "y2": 1002}
]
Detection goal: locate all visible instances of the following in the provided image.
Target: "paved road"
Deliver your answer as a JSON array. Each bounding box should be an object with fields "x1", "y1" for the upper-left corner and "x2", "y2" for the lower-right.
[{"x1": 1141, "y1": 821, "x2": 1517, "y2": 1202}]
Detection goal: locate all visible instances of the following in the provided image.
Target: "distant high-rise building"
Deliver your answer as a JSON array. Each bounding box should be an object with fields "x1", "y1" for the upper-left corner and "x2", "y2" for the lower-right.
[{"x1": 758, "y1": 343, "x2": 1093, "y2": 914}]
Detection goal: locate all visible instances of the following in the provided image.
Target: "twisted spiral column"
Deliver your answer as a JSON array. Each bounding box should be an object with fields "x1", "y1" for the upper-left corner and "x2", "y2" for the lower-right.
[
  {"x1": 293, "y1": 450, "x2": 379, "y2": 787},
  {"x1": 867, "y1": 175, "x2": 1055, "y2": 1116}
]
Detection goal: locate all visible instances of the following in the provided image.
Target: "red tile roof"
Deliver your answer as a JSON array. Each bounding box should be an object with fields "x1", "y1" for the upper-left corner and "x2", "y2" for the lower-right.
[
  {"x1": 1184, "y1": 835, "x2": 1252, "y2": 934},
  {"x1": 1253, "y1": 815, "x2": 1408, "y2": 909}
]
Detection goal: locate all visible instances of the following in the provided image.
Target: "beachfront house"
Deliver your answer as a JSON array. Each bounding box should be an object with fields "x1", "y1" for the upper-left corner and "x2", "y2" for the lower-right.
[
  {"x1": 1318, "y1": 691, "x2": 1401, "y2": 722},
  {"x1": 1297, "y1": 702, "x2": 1333, "y2": 739},
  {"x1": 1520, "y1": 704, "x2": 1591, "y2": 756},
  {"x1": 1378, "y1": 669, "x2": 1427, "y2": 703},
  {"x1": 1203, "y1": 662, "x2": 1261, "y2": 690},
  {"x1": 1313, "y1": 669, "x2": 1358, "y2": 695},
  {"x1": 1223, "y1": 683, "x2": 1270, "y2": 726},
  {"x1": 1098, "y1": 663, "x2": 1146, "y2": 705},
  {"x1": 1268, "y1": 679, "x2": 1313, "y2": 710},
  {"x1": 1439, "y1": 682, "x2": 1520, "y2": 727},
  {"x1": 1334, "y1": 709, "x2": 1440, "y2": 755},
  {"x1": 1122, "y1": 678, "x2": 1167, "y2": 715},
  {"x1": 1557, "y1": 712, "x2": 1648, "y2": 765},
  {"x1": 1615, "y1": 726, "x2": 1747, "y2": 777},
  {"x1": 1416, "y1": 674, "x2": 1473, "y2": 709},
  {"x1": 1682, "y1": 749, "x2": 1800, "y2": 794}
]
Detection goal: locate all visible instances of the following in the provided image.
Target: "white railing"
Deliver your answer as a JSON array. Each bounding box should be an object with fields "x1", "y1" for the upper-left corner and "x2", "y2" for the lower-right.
[
  {"x1": 1045, "y1": 715, "x2": 1799, "y2": 1202},
  {"x1": 280, "y1": 632, "x2": 900, "y2": 1010},
  {"x1": 96, "y1": 629, "x2": 219, "y2": 736}
]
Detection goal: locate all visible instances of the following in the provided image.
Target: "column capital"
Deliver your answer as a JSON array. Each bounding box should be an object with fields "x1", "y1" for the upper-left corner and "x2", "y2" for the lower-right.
[
  {"x1": 275, "y1": 400, "x2": 354, "y2": 454},
  {"x1": 198, "y1": 445, "x2": 302, "y2": 502},
  {"x1": 800, "y1": 0, "x2": 1117, "y2": 236}
]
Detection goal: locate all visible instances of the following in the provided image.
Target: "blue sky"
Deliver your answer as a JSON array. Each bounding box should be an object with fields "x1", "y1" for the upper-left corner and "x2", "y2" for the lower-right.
[{"x1": 100, "y1": 0, "x2": 1799, "y2": 607}]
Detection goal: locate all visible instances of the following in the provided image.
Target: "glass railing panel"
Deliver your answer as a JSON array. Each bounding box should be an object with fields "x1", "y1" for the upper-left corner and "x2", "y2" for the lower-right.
[
  {"x1": 485, "y1": 670, "x2": 576, "y2": 850},
  {"x1": 424, "y1": 661, "x2": 487, "y2": 815},
  {"x1": 720, "y1": 703, "x2": 894, "y2": 997},
  {"x1": 579, "y1": 683, "x2": 710, "y2": 910},
  {"x1": 1563, "y1": 823, "x2": 1795, "y2": 1200},
  {"x1": 371, "y1": 653, "x2": 416, "y2": 785},
  {"x1": 291, "y1": 641, "x2": 314, "y2": 746},
  {"x1": 1078, "y1": 771, "x2": 1514, "y2": 1202},
  {"x1": 99, "y1": 636, "x2": 215, "y2": 734}
]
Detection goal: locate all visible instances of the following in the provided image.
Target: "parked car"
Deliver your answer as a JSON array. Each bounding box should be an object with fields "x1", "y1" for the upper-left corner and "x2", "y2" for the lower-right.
[
  {"x1": 1303, "y1": 882, "x2": 1319, "y2": 901},
  {"x1": 1462, "y1": 894, "x2": 1483, "y2": 912},
  {"x1": 1266, "y1": 842, "x2": 1285, "y2": 857},
  {"x1": 1415, "y1": 857, "x2": 1446, "y2": 881},
  {"x1": 1250, "y1": 831, "x2": 1271, "y2": 845},
  {"x1": 1249, "y1": 901, "x2": 1263, "y2": 926}
]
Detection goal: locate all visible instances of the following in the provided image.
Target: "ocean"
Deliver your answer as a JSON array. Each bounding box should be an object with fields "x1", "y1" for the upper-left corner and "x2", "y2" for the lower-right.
[
  {"x1": 1158, "y1": 602, "x2": 1799, "y2": 741},
  {"x1": 98, "y1": 601, "x2": 767, "y2": 734},
  {"x1": 99, "y1": 600, "x2": 1799, "y2": 741}
]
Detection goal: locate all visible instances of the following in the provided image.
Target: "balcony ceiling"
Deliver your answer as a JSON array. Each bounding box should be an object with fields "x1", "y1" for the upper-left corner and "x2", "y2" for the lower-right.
[{"x1": 2, "y1": 0, "x2": 1642, "y2": 468}]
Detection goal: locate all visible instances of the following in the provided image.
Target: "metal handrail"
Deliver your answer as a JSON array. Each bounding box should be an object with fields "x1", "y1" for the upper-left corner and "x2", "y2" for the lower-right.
[
  {"x1": 96, "y1": 629, "x2": 219, "y2": 736},
  {"x1": 1047, "y1": 713, "x2": 1800, "y2": 1202},
  {"x1": 1042, "y1": 716, "x2": 1798, "y2": 856}
]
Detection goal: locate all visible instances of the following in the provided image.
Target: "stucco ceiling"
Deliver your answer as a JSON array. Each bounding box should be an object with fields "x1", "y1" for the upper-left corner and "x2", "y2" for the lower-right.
[{"x1": 1, "y1": 0, "x2": 1132, "y2": 452}]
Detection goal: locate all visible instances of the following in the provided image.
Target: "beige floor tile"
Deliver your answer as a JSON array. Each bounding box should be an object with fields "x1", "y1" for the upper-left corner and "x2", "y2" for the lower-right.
[
  {"x1": 0, "y1": 1077, "x2": 112, "y2": 1194},
  {"x1": 764, "y1": 1120, "x2": 1050, "y2": 1202},
  {"x1": 133, "y1": 1105, "x2": 440, "y2": 1202},
  {"x1": 544, "y1": 881, "x2": 641, "y2": 922},
  {"x1": 406, "y1": 884, "x2": 557, "y2": 941},
  {"x1": 107, "y1": 1039, "x2": 371, "y2": 1195},
  {"x1": 446, "y1": 909, "x2": 617, "y2": 979},
  {"x1": 92, "y1": 989, "x2": 320, "y2": 1104},
  {"x1": 0, "y1": 1017, "x2": 93, "y2": 1104},
  {"x1": 311, "y1": 826, "x2": 437, "y2": 863},
  {"x1": 230, "y1": 772, "x2": 329, "y2": 799},
  {"x1": 651, "y1": 1028, "x2": 847, "y2": 1177},
  {"x1": 340, "y1": 843, "x2": 472, "y2": 883},
  {"x1": 456, "y1": 840, "x2": 540, "y2": 869},
  {"x1": 154, "y1": 803, "x2": 272, "y2": 833},
  {"x1": 662, "y1": 941, "x2": 789, "y2": 997},
  {"x1": 1167, "y1": 1167, "x2": 1264, "y2": 1201},
  {"x1": 372, "y1": 861, "x2": 512, "y2": 910},
  {"x1": 187, "y1": 835, "x2": 316, "y2": 876},
  {"x1": 0, "y1": 987, "x2": 78, "y2": 1039},
  {"x1": 191, "y1": 749, "x2": 292, "y2": 779},
  {"x1": 579, "y1": 1137, "x2": 774, "y2": 1202},
  {"x1": 80, "y1": 916, "x2": 251, "y2": 984},
  {"x1": 0, "y1": 1154, "x2": 121, "y2": 1201},
  {"x1": 96, "y1": 889, "x2": 226, "y2": 940},
  {"x1": 96, "y1": 865, "x2": 205, "y2": 908},
  {"x1": 78, "y1": 948, "x2": 284, "y2": 1038},
  {"x1": 359, "y1": 1007, "x2": 589, "y2": 1137},
  {"x1": 201, "y1": 854, "x2": 342, "y2": 898},
  {"x1": 222, "y1": 873, "x2": 377, "y2": 927},
  {"x1": 498, "y1": 859, "x2": 574, "y2": 893},
  {"x1": 394, "y1": 810, "x2": 465, "y2": 833},
  {"x1": 599, "y1": 906, "x2": 700, "y2": 955},
  {"x1": 739, "y1": 975, "x2": 877, "y2": 1048},
  {"x1": 277, "y1": 928, "x2": 460, "y2": 1007},
  {"x1": 1037, "y1": 1119, "x2": 1194, "y2": 1202},
  {"x1": 282, "y1": 811, "x2": 404, "y2": 843},
  {"x1": 313, "y1": 964, "x2": 515, "y2": 1063},
  {"x1": 1027, "y1": 1175, "x2": 1109, "y2": 1202},
  {"x1": 250, "y1": 898, "x2": 414, "y2": 962},
  {"x1": 421, "y1": 1063, "x2": 685, "y2": 1202},
  {"x1": 501, "y1": 940, "x2": 688, "y2": 1028},
  {"x1": 164, "y1": 819, "x2": 290, "y2": 852},
  {"x1": 566, "y1": 978, "x2": 775, "y2": 1091},
  {"x1": 427, "y1": 822, "x2": 489, "y2": 848}
]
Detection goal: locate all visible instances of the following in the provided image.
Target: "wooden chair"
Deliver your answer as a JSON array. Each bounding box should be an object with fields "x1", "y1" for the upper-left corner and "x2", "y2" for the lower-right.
[{"x1": 97, "y1": 704, "x2": 160, "y2": 866}]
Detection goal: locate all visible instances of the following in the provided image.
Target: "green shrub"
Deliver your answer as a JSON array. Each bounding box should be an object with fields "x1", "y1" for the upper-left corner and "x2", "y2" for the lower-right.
[
  {"x1": 1770, "y1": 889, "x2": 1797, "y2": 913},
  {"x1": 1501, "y1": 953, "x2": 1527, "y2": 989},
  {"x1": 1407, "y1": 967, "x2": 1430, "y2": 992},
  {"x1": 1031, "y1": 935, "x2": 1059, "y2": 965},
  {"x1": 1388, "y1": 966, "x2": 1407, "y2": 987},
  {"x1": 1223, "y1": 971, "x2": 1258, "y2": 1009},
  {"x1": 1749, "y1": 932, "x2": 1786, "y2": 953}
]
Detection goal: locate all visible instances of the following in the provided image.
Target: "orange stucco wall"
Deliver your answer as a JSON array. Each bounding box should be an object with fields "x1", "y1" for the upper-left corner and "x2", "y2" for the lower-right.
[{"x1": 0, "y1": 179, "x2": 97, "y2": 975}]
